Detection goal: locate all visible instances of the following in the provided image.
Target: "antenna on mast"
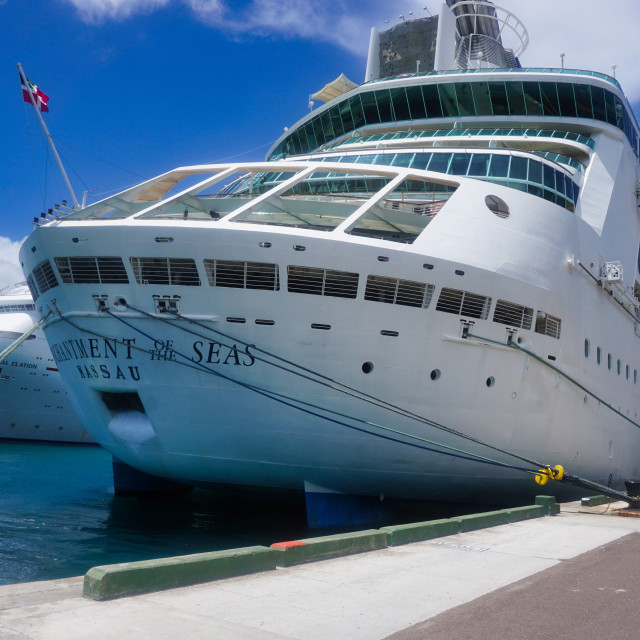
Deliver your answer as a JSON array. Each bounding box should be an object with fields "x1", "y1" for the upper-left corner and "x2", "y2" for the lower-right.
[{"x1": 17, "y1": 62, "x2": 80, "y2": 209}]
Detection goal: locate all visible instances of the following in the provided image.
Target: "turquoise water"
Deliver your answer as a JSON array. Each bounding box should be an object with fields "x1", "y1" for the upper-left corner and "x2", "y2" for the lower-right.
[{"x1": 0, "y1": 441, "x2": 309, "y2": 585}]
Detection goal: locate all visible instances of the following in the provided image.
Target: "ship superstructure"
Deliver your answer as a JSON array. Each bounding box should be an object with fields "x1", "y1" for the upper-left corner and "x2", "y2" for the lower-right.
[{"x1": 18, "y1": 2, "x2": 640, "y2": 517}]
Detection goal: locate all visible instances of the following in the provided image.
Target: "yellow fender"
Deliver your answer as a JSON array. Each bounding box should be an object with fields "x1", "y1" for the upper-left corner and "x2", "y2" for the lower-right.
[{"x1": 534, "y1": 464, "x2": 564, "y2": 485}]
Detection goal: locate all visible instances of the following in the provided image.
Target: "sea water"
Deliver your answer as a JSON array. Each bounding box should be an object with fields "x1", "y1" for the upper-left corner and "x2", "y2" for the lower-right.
[
  {"x1": 0, "y1": 441, "x2": 488, "y2": 586},
  {"x1": 0, "y1": 441, "x2": 309, "y2": 585}
]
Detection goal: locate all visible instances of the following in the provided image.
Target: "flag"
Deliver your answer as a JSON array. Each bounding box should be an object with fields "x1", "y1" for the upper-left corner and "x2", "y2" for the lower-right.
[{"x1": 21, "y1": 75, "x2": 49, "y2": 113}]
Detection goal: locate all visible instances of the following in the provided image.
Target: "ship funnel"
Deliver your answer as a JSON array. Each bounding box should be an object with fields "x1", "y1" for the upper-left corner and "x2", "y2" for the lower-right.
[{"x1": 448, "y1": 1, "x2": 528, "y2": 69}]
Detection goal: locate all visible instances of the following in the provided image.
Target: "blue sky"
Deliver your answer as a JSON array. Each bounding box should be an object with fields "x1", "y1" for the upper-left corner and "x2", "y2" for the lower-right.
[{"x1": 1, "y1": 0, "x2": 639, "y2": 288}]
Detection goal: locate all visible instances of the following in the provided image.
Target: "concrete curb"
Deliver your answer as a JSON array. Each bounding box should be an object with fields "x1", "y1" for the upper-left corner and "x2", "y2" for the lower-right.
[
  {"x1": 82, "y1": 496, "x2": 559, "y2": 600},
  {"x1": 83, "y1": 545, "x2": 277, "y2": 601},
  {"x1": 581, "y1": 495, "x2": 610, "y2": 507},
  {"x1": 271, "y1": 529, "x2": 387, "y2": 567}
]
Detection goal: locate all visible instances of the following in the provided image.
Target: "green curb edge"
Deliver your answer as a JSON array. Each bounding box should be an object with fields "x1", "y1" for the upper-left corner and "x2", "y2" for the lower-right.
[{"x1": 83, "y1": 496, "x2": 558, "y2": 600}]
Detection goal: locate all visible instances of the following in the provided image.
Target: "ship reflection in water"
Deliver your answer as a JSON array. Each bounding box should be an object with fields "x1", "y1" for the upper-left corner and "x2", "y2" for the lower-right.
[{"x1": 0, "y1": 440, "x2": 488, "y2": 585}]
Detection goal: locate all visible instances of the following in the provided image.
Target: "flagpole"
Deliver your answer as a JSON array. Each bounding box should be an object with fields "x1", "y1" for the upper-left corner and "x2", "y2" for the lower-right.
[{"x1": 17, "y1": 62, "x2": 80, "y2": 209}]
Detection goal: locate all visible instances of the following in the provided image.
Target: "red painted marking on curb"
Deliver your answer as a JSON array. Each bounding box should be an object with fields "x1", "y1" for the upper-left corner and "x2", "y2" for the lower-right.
[
  {"x1": 271, "y1": 541, "x2": 307, "y2": 549},
  {"x1": 46, "y1": 367, "x2": 58, "y2": 371}
]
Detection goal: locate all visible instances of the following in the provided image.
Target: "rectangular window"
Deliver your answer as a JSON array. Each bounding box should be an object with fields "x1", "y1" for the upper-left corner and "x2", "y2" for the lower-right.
[
  {"x1": 471, "y1": 82, "x2": 492, "y2": 115},
  {"x1": 488, "y1": 155, "x2": 510, "y2": 178},
  {"x1": 436, "y1": 288, "x2": 491, "y2": 320},
  {"x1": 573, "y1": 84, "x2": 593, "y2": 119},
  {"x1": 449, "y1": 153, "x2": 471, "y2": 175},
  {"x1": 488, "y1": 82, "x2": 509, "y2": 116},
  {"x1": 505, "y1": 82, "x2": 526, "y2": 114},
  {"x1": 319, "y1": 111, "x2": 335, "y2": 143},
  {"x1": 26, "y1": 273, "x2": 39, "y2": 301},
  {"x1": 438, "y1": 84, "x2": 460, "y2": 117},
  {"x1": 390, "y1": 88, "x2": 411, "y2": 121},
  {"x1": 130, "y1": 258, "x2": 200, "y2": 286},
  {"x1": 338, "y1": 100, "x2": 354, "y2": 133},
  {"x1": 468, "y1": 153, "x2": 491, "y2": 177},
  {"x1": 493, "y1": 299, "x2": 533, "y2": 329},
  {"x1": 304, "y1": 122, "x2": 318, "y2": 150},
  {"x1": 361, "y1": 92, "x2": 381, "y2": 124},
  {"x1": 590, "y1": 86, "x2": 607, "y2": 122},
  {"x1": 287, "y1": 266, "x2": 358, "y2": 299},
  {"x1": 509, "y1": 156, "x2": 528, "y2": 181},
  {"x1": 534, "y1": 311, "x2": 561, "y2": 339},
  {"x1": 348, "y1": 95, "x2": 365, "y2": 130},
  {"x1": 405, "y1": 85, "x2": 427, "y2": 120},
  {"x1": 522, "y1": 81, "x2": 543, "y2": 116},
  {"x1": 539, "y1": 82, "x2": 560, "y2": 116},
  {"x1": 32, "y1": 260, "x2": 59, "y2": 295},
  {"x1": 557, "y1": 83, "x2": 577, "y2": 118},
  {"x1": 427, "y1": 153, "x2": 451, "y2": 173},
  {"x1": 364, "y1": 275, "x2": 434, "y2": 308},
  {"x1": 375, "y1": 89, "x2": 393, "y2": 122},
  {"x1": 204, "y1": 260, "x2": 279, "y2": 291},
  {"x1": 422, "y1": 85, "x2": 443, "y2": 118},
  {"x1": 55, "y1": 257, "x2": 129, "y2": 284},
  {"x1": 604, "y1": 90, "x2": 618, "y2": 126},
  {"x1": 329, "y1": 106, "x2": 345, "y2": 139},
  {"x1": 455, "y1": 83, "x2": 476, "y2": 116}
]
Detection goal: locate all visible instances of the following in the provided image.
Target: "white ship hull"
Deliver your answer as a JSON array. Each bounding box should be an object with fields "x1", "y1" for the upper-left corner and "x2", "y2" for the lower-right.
[
  {"x1": 20, "y1": 166, "x2": 640, "y2": 500},
  {"x1": 17, "y1": 1, "x2": 640, "y2": 507},
  {"x1": 0, "y1": 288, "x2": 93, "y2": 444}
]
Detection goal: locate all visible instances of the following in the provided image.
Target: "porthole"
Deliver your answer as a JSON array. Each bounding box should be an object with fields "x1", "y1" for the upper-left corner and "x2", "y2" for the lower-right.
[
  {"x1": 626, "y1": 365, "x2": 630, "y2": 380},
  {"x1": 617, "y1": 359, "x2": 621, "y2": 375},
  {"x1": 584, "y1": 339, "x2": 590, "y2": 358},
  {"x1": 596, "y1": 347, "x2": 601, "y2": 365},
  {"x1": 635, "y1": 369, "x2": 637, "y2": 384},
  {"x1": 362, "y1": 361, "x2": 374, "y2": 374},
  {"x1": 485, "y1": 195, "x2": 510, "y2": 218},
  {"x1": 608, "y1": 353, "x2": 612, "y2": 370},
  {"x1": 430, "y1": 369, "x2": 441, "y2": 381},
  {"x1": 486, "y1": 376, "x2": 495, "y2": 387}
]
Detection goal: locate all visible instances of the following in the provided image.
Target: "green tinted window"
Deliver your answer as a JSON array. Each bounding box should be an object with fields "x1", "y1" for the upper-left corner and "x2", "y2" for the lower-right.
[
  {"x1": 489, "y1": 82, "x2": 509, "y2": 116},
  {"x1": 405, "y1": 85, "x2": 427, "y2": 119},
  {"x1": 539, "y1": 82, "x2": 560, "y2": 116},
  {"x1": 376, "y1": 89, "x2": 393, "y2": 121},
  {"x1": 422, "y1": 85, "x2": 443, "y2": 118},
  {"x1": 456, "y1": 83, "x2": 476, "y2": 116},
  {"x1": 488, "y1": 155, "x2": 510, "y2": 177},
  {"x1": 505, "y1": 82, "x2": 526, "y2": 113},
  {"x1": 510, "y1": 156, "x2": 528, "y2": 180},
  {"x1": 391, "y1": 88, "x2": 411, "y2": 121},
  {"x1": 438, "y1": 84, "x2": 459, "y2": 117},
  {"x1": 522, "y1": 81, "x2": 543, "y2": 116},
  {"x1": 557, "y1": 83, "x2": 577, "y2": 117},
  {"x1": 468, "y1": 153, "x2": 491, "y2": 176},
  {"x1": 360, "y1": 92, "x2": 380, "y2": 125}
]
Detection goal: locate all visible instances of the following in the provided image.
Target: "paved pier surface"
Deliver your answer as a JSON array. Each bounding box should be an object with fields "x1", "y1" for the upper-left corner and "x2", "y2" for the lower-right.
[{"x1": 2, "y1": 502, "x2": 640, "y2": 639}]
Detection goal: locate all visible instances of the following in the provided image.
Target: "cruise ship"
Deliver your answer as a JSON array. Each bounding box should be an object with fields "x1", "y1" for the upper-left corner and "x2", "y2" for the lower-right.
[
  {"x1": 18, "y1": 1, "x2": 640, "y2": 520},
  {"x1": 0, "y1": 283, "x2": 92, "y2": 443}
]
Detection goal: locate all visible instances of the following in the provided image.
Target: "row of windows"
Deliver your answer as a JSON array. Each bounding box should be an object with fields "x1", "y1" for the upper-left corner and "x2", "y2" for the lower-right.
[
  {"x1": 28, "y1": 257, "x2": 562, "y2": 341},
  {"x1": 333, "y1": 127, "x2": 595, "y2": 148},
  {"x1": 269, "y1": 79, "x2": 638, "y2": 160},
  {"x1": 0, "y1": 303, "x2": 36, "y2": 313},
  {"x1": 257, "y1": 151, "x2": 579, "y2": 210},
  {"x1": 584, "y1": 339, "x2": 638, "y2": 384}
]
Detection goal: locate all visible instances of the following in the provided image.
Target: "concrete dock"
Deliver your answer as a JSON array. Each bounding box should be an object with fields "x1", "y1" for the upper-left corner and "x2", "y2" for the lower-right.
[{"x1": 2, "y1": 500, "x2": 640, "y2": 639}]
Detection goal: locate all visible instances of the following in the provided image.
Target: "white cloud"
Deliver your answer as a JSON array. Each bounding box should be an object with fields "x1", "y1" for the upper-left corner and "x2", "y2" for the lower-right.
[
  {"x1": 509, "y1": 0, "x2": 640, "y2": 103},
  {"x1": 65, "y1": 0, "x2": 640, "y2": 103},
  {"x1": 67, "y1": 0, "x2": 170, "y2": 22},
  {"x1": 0, "y1": 236, "x2": 27, "y2": 292}
]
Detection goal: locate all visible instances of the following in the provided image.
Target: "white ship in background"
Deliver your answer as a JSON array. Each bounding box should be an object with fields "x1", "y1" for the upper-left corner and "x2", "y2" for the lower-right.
[
  {"x1": 0, "y1": 283, "x2": 92, "y2": 443},
  {"x1": 18, "y1": 1, "x2": 640, "y2": 522}
]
